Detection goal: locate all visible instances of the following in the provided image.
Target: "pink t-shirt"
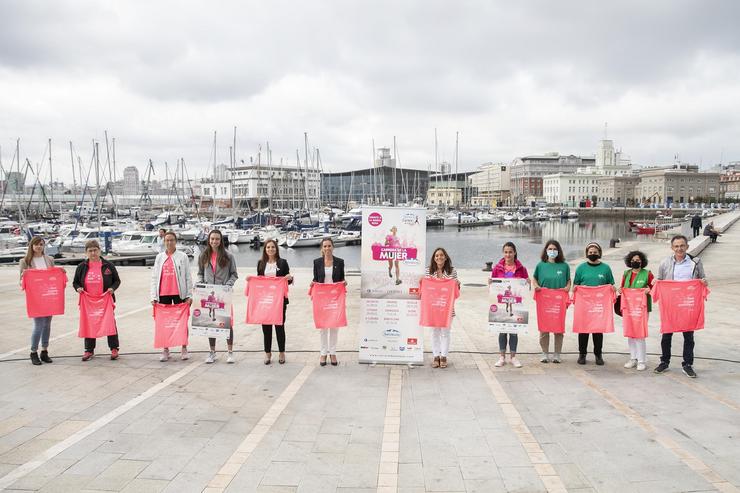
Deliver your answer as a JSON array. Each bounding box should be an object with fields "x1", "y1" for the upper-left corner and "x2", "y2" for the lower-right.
[
  {"x1": 78, "y1": 291, "x2": 116, "y2": 338},
  {"x1": 419, "y1": 277, "x2": 460, "y2": 329},
  {"x1": 159, "y1": 255, "x2": 180, "y2": 296},
  {"x1": 210, "y1": 252, "x2": 218, "y2": 273},
  {"x1": 153, "y1": 302, "x2": 190, "y2": 348},
  {"x1": 386, "y1": 234, "x2": 401, "y2": 248},
  {"x1": 651, "y1": 280, "x2": 709, "y2": 333},
  {"x1": 309, "y1": 282, "x2": 347, "y2": 329},
  {"x1": 22, "y1": 267, "x2": 67, "y2": 318},
  {"x1": 245, "y1": 276, "x2": 289, "y2": 325},
  {"x1": 85, "y1": 261, "x2": 104, "y2": 296},
  {"x1": 533, "y1": 288, "x2": 569, "y2": 334},
  {"x1": 621, "y1": 288, "x2": 649, "y2": 338},
  {"x1": 572, "y1": 285, "x2": 616, "y2": 333}
]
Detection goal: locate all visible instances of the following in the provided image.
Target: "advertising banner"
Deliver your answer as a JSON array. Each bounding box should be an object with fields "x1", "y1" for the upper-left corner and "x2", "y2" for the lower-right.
[
  {"x1": 191, "y1": 283, "x2": 233, "y2": 338},
  {"x1": 359, "y1": 206, "x2": 426, "y2": 364},
  {"x1": 488, "y1": 278, "x2": 530, "y2": 334}
]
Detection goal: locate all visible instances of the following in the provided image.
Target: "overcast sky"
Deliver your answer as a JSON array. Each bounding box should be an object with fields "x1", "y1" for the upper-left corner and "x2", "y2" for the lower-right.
[{"x1": 2, "y1": 0, "x2": 740, "y2": 183}]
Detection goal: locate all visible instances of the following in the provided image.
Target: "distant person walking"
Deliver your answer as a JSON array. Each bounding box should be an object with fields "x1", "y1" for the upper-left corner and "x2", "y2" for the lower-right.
[{"x1": 690, "y1": 214, "x2": 702, "y2": 238}]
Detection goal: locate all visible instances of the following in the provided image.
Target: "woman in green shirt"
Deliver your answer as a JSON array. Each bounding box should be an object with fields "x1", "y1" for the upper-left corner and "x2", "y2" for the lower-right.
[
  {"x1": 573, "y1": 242, "x2": 614, "y2": 366},
  {"x1": 532, "y1": 239, "x2": 571, "y2": 363}
]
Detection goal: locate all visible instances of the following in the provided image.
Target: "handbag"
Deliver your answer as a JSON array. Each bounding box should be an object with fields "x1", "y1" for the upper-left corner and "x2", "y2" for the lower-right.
[{"x1": 614, "y1": 294, "x2": 622, "y2": 316}]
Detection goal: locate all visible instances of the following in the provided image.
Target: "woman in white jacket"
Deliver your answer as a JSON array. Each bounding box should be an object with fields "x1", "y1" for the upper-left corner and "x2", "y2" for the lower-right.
[{"x1": 150, "y1": 231, "x2": 193, "y2": 361}]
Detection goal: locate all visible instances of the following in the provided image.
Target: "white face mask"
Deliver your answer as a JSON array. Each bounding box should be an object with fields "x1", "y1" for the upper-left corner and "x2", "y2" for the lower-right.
[{"x1": 546, "y1": 250, "x2": 558, "y2": 259}]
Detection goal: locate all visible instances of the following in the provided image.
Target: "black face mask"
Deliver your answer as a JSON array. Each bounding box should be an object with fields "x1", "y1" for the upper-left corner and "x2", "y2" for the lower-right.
[
  {"x1": 587, "y1": 254, "x2": 600, "y2": 262},
  {"x1": 630, "y1": 261, "x2": 642, "y2": 269}
]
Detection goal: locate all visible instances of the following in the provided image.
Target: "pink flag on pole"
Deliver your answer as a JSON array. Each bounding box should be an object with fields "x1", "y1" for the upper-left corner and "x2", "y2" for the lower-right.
[
  {"x1": 309, "y1": 283, "x2": 347, "y2": 329},
  {"x1": 533, "y1": 288, "x2": 569, "y2": 334},
  {"x1": 620, "y1": 288, "x2": 649, "y2": 338},
  {"x1": 21, "y1": 267, "x2": 67, "y2": 318},
  {"x1": 572, "y1": 285, "x2": 616, "y2": 334},
  {"x1": 78, "y1": 291, "x2": 116, "y2": 338},
  {"x1": 651, "y1": 280, "x2": 709, "y2": 334},
  {"x1": 418, "y1": 277, "x2": 459, "y2": 329},
  {"x1": 153, "y1": 303, "x2": 190, "y2": 348},
  {"x1": 245, "y1": 276, "x2": 289, "y2": 325}
]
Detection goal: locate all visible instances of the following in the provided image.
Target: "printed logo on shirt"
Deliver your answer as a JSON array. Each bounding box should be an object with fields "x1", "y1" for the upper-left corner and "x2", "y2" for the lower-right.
[
  {"x1": 103, "y1": 268, "x2": 112, "y2": 275},
  {"x1": 598, "y1": 274, "x2": 605, "y2": 279}
]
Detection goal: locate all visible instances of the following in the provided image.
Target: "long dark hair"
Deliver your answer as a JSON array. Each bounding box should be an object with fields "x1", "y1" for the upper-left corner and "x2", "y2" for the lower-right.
[
  {"x1": 540, "y1": 239, "x2": 565, "y2": 263},
  {"x1": 198, "y1": 229, "x2": 229, "y2": 269},
  {"x1": 428, "y1": 247, "x2": 452, "y2": 275},
  {"x1": 259, "y1": 239, "x2": 281, "y2": 270},
  {"x1": 502, "y1": 241, "x2": 518, "y2": 260},
  {"x1": 23, "y1": 236, "x2": 45, "y2": 267}
]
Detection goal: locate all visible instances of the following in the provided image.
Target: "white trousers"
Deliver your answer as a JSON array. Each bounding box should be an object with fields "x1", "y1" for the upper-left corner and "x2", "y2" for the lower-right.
[
  {"x1": 627, "y1": 337, "x2": 647, "y2": 363},
  {"x1": 320, "y1": 328, "x2": 339, "y2": 355},
  {"x1": 431, "y1": 328, "x2": 451, "y2": 357}
]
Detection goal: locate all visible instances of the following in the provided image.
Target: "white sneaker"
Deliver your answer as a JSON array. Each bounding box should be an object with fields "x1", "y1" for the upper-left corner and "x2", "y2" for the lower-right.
[
  {"x1": 552, "y1": 354, "x2": 561, "y2": 364},
  {"x1": 624, "y1": 359, "x2": 637, "y2": 369},
  {"x1": 181, "y1": 348, "x2": 189, "y2": 360},
  {"x1": 540, "y1": 353, "x2": 549, "y2": 363},
  {"x1": 205, "y1": 351, "x2": 216, "y2": 364},
  {"x1": 511, "y1": 357, "x2": 523, "y2": 368},
  {"x1": 159, "y1": 349, "x2": 170, "y2": 362},
  {"x1": 226, "y1": 352, "x2": 235, "y2": 364},
  {"x1": 494, "y1": 356, "x2": 506, "y2": 367},
  {"x1": 636, "y1": 362, "x2": 647, "y2": 371}
]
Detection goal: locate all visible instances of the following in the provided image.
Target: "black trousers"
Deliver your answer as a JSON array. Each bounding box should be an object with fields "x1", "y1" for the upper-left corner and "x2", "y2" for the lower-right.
[
  {"x1": 262, "y1": 303, "x2": 287, "y2": 353},
  {"x1": 85, "y1": 330, "x2": 119, "y2": 352},
  {"x1": 660, "y1": 331, "x2": 695, "y2": 366},
  {"x1": 692, "y1": 226, "x2": 700, "y2": 238},
  {"x1": 578, "y1": 333, "x2": 603, "y2": 356}
]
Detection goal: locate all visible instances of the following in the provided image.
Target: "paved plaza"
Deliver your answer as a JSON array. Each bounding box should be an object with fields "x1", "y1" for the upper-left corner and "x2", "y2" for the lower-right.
[{"x1": 0, "y1": 223, "x2": 739, "y2": 492}]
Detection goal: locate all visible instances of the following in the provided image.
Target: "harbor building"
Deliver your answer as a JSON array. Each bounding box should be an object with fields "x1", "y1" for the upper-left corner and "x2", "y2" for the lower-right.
[
  {"x1": 596, "y1": 175, "x2": 639, "y2": 206},
  {"x1": 510, "y1": 153, "x2": 595, "y2": 205},
  {"x1": 469, "y1": 162, "x2": 511, "y2": 207},
  {"x1": 426, "y1": 172, "x2": 476, "y2": 207},
  {"x1": 635, "y1": 164, "x2": 721, "y2": 206},
  {"x1": 122, "y1": 166, "x2": 140, "y2": 196}
]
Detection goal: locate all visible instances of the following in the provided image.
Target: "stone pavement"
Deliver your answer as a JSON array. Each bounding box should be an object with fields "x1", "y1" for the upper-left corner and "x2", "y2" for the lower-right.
[{"x1": 0, "y1": 221, "x2": 739, "y2": 492}]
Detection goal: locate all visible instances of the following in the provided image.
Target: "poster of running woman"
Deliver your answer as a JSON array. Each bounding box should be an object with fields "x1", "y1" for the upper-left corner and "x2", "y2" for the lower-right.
[
  {"x1": 359, "y1": 206, "x2": 426, "y2": 364},
  {"x1": 191, "y1": 283, "x2": 233, "y2": 338},
  {"x1": 488, "y1": 278, "x2": 530, "y2": 334}
]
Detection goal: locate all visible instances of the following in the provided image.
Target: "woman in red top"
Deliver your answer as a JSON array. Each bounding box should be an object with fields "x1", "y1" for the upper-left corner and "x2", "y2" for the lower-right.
[{"x1": 489, "y1": 242, "x2": 529, "y2": 368}]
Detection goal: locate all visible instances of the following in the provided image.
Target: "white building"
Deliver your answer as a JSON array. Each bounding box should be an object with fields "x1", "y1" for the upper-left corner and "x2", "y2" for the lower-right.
[
  {"x1": 122, "y1": 166, "x2": 140, "y2": 196},
  {"x1": 594, "y1": 138, "x2": 633, "y2": 176},
  {"x1": 469, "y1": 162, "x2": 511, "y2": 206},
  {"x1": 201, "y1": 164, "x2": 320, "y2": 209},
  {"x1": 543, "y1": 172, "x2": 602, "y2": 206}
]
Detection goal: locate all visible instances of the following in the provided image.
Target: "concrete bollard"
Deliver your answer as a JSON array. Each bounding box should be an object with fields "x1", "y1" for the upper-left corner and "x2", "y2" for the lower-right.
[
  {"x1": 483, "y1": 261, "x2": 493, "y2": 272},
  {"x1": 609, "y1": 238, "x2": 620, "y2": 248}
]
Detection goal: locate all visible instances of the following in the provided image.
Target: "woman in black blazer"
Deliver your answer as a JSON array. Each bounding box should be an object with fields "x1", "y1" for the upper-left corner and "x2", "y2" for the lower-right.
[
  {"x1": 256, "y1": 239, "x2": 293, "y2": 364},
  {"x1": 312, "y1": 238, "x2": 346, "y2": 366}
]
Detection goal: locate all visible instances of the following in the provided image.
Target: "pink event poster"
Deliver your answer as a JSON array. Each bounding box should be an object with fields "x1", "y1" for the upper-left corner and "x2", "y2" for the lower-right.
[
  {"x1": 360, "y1": 207, "x2": 426, "y2": 300},
  {"x1": 191, "y1": 283, "x2": 233, "y2": 338},
  {"x1": 488, "y1": 278, "x2": 530, "y2": 334}
]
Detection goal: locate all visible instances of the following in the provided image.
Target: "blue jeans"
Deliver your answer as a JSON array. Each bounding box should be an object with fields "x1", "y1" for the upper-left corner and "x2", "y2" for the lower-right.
[
  {"x1": 31, "y1": 317, "x2": 52, "y2": 352},
  {"x1": 498, "y1": 333, "x2": 518, "y2": 353}
]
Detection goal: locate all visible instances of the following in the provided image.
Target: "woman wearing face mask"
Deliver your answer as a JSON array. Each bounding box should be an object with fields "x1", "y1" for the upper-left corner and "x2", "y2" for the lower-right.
[
  {"x1": 573, "y1": 242, "x2": 614, "y2": 365},
  {"x1": 425, "y1": 247, "x2": 460, "y2": 368},
  {"x1": 19, "y1": 237, "x2": 57, "y2": 365},
  {"x1": 198, "y1": 229, "x2": 238, "y2": 364},
  {"x1": 532, "y1": 239, "x2": 571, "y2": 363},
  {"x1": 257, "y1": 239, "x2": 293, "y2": 365},
  {"x1": 617, "y1": 250, "x2": 653, "y2": 371},
  {"x1": 490, "y1": 242, "x2": 529, "y2": 368},
  {"x1": 312, "y1": 238, "x2": 345, "y2": 366}
]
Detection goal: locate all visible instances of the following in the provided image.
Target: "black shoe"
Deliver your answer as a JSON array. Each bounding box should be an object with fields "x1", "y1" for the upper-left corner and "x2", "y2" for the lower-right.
[
  {"x1": 654, "y1": 362, "x2": 669, "y2": 374},
  {"x1": 39, "y1": 350, "x2": 52, "y2": 363},
  {"x1": 595, "y1": 356, "x2": 604, "y2": 366},
  {"x1": 682, "y1": 365, "x2": 697, "y2": 378},
  {"x1": 577, "y1": 355, "x2": 586, "y2": 365},
  {"x1": 30, "y1": 352, "x2": 42, "y2": 366}
]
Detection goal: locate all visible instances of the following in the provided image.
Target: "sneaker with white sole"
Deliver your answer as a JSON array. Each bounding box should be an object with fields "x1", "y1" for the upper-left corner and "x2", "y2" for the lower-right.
[
  {"x1": 636, "y1": 362, "x2": 647, "y2": 371},
  {"x1": 181, "y1": 348, "x2": 189, "y2": 360},
  {"x1": 159, "y1": 349, "x2": 170, "y2": 362},
  {"x1": 624, "y1": 359, "x2": 637, "y2": 369},
  {"x1": 540, "y1": 353, "x2": 549, "y2": 363},
  {"x1": 205, "y1": 351, "x2": 216, "y2": 364},
  {"x1": 494, "y1": 356, "x2": 506, "y2": 367},
  {"x1": 226, "y1": 352, "x2": 235, "y2": 364},
  {"x1": 552, "y1": 354, "x2": 561, "y2": 364},
  {"x1": 511, "y1": 357, "x2": 523, "y2": 368}
]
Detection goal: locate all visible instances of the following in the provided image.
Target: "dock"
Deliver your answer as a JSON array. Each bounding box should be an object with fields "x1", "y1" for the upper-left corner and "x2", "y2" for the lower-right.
[{"x1": 0, "y1": 221, "x2": 739, "y2": 492}]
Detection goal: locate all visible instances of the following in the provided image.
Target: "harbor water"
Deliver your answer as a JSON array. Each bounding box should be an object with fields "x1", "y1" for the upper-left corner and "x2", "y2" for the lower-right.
[{"x1": 223, "y1": 218, "x2": 657, "y2": 270}]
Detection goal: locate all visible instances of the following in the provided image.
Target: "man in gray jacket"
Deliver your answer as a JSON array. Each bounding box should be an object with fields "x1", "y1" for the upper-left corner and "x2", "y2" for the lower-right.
[{"x1": 654, "y1": 235, "x2": 707, "y2": 378}]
